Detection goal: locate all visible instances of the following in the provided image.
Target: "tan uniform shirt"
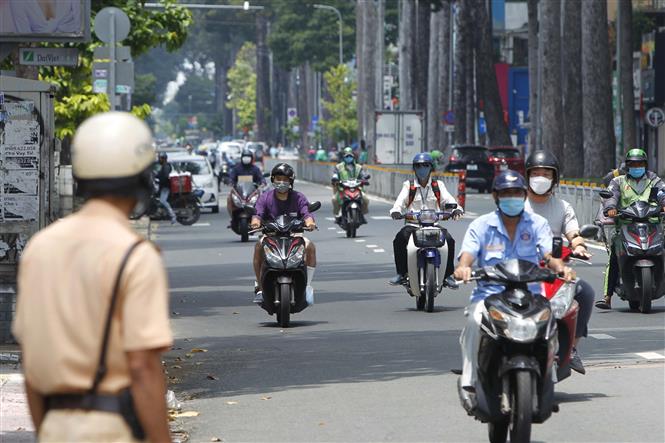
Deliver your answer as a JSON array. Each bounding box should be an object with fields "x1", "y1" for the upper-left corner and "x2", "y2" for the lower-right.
[{"x1": 12, "y1": 200, "x2": 173, "y2": 395}]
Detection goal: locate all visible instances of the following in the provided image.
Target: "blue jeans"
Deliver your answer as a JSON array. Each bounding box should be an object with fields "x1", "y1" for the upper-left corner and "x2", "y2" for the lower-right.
[{"x1": 159, "y1": 188, "x2": 176, "y2": 220}]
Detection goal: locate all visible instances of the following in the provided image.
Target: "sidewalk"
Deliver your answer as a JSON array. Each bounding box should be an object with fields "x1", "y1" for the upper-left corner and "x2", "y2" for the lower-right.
[{"x1": 0, "y1": 357, "x2": 34, "y2": 442}]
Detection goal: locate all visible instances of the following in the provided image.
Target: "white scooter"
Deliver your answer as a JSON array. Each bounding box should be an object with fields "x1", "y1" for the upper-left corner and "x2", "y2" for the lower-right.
[{"x1": 395, "y1": 205, "x2": 457, "y2": 312}]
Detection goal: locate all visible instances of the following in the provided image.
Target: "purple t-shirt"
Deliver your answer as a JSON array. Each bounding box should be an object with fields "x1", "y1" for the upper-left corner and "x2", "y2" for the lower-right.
[{"x1": 255, "y1": 189, "x2": 313, "y2": 222}]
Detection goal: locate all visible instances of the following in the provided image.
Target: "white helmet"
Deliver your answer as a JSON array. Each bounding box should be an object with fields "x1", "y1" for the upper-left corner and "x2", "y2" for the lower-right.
[
  {"x1": 72, "y1": 112, "x2": 155, "y2": 200},
  {"x1": 72, "y1": 111, "x2": 154, "y2": 179}
]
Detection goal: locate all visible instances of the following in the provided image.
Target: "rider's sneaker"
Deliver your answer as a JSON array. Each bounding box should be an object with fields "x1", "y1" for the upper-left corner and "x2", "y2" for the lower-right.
[
  {"x1": 334, "y1": 216, "x2": 342, "y2": 225},
  {"x1": 170, "y1": 218, "x2": 177, "y2": 225},
  {"x1": 388, "y1": 274, "x2": 407, "y2": 286},
  {"x1": 253, "y1": 290, "x2": 264, "y2": 304},
  {"x1": 305, "y1": 286, "x2": 315, "y2": 305},
  {"x1": 569, "y1": 348, "x2": 586, "y2": 375},
  {"x1": 595, "y1": 295, "x2": 612, "y2": 310}
]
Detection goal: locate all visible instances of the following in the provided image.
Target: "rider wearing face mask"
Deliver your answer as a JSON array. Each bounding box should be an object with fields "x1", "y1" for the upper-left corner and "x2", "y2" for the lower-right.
[
  {"x1": 597, "y1": 148, "x2": 665, "y2": 309},
  {"x1": 227, "y1": 149, "x2": 266, "y2": 216},
  {"x1": 388, "y1": 153, "x2": 463, "y2": 286},
  {"x1": 524, "y1": 150, "x2": 594, "y2": 374},
  {"x1": 331, "y1": 147, "x2": 370, "y2": 222},
  {"x1": 250, "y1": 163, "x2": 317, "y2": 304}
]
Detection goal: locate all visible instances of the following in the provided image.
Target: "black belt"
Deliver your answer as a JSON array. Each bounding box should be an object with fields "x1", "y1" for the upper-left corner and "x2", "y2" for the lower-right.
[{"x1": 46, "y1": 393, "x2": 122, "y2": 414}]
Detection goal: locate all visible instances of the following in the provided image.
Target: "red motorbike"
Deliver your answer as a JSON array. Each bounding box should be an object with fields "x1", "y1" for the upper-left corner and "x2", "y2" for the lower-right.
[{"x1": 336, "y1": 178, "x2": 369, "y2": 238}]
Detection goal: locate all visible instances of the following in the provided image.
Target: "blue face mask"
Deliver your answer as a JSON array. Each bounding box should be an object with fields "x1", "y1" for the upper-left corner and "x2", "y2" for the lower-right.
[
  {"x1": 414, "y1": 165, "x2": 431, "y2": 181},
  {"x1": 628, "y1": 167, "x2": 646, "y2": 179},
  {"x1": 344, "y1": 156, "x2": 354, "y2": 164},
  {"x1": 498, "y1": 197, "x2": 525, "y2": 217}
]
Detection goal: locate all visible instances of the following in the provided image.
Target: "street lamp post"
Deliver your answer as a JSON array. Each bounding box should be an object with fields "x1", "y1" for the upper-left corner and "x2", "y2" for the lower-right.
[
  {"x1": 314, "y1": 4, "x2": 343, "y2": 65},
  {"x1": 144, "y1": 2, "x2": 264, "y2": 10}
]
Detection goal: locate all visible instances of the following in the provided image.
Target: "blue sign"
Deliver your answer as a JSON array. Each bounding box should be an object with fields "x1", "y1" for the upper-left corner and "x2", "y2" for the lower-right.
[
  {"x1": 444, "y1": 110, "x2": 455, "y2": 125},
  {"x1": 478, "y1": 116, "x2": 487, "y2": 136}
]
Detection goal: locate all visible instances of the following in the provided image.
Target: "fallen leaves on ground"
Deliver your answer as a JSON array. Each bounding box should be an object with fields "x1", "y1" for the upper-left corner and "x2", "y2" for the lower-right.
[
  {"x1": 172, "y1": 411, "x2": 200, "y2": 418},
  {"x1": 171, "y1": 365, "x2": 182, "y2": 369},
  {"x1": 260, "y1": 396, "x2": 272, "y2": 401},
  {"x1": 319, "y1": 422, "x2": 326, "y2": 427},
  {"x1": 206, "y1": 374, "x2": 219, "y2": 380},
  {"x1": 225, "y1": 401, "x2": 238, "y2": 405},
  {"x1": 232, "y1": 311, "x2": 239, "y2": 315},
  {"x1": 184, "y1": 354, "x2": 193, "y2": 359},
  {"x1": 190, "y1": 348, "x2": 208, "y2": 353},
  {"x1": 211, "y1": 438, "x2": 222, "y2": 442}
]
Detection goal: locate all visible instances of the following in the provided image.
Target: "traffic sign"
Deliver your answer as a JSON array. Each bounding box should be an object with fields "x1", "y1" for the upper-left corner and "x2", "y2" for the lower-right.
[
  {"x1": 94, "y1": 7, "x2": 131, "y2": 43},
  {"x1": 444, "y1": 110, "x2": 455, "y2": 125},
  {"x1": 93, "y1": 79, "x2": 108, "y2": 94},
  {"x1": 645, "y1": 107, "x2": 665, "y2": 128},
  {"x1": 287, "y1": 107, "x2": 297, "y2": 122},
  {"x1": 19, "y1": 48, "x2": 78, "y2": 66}
]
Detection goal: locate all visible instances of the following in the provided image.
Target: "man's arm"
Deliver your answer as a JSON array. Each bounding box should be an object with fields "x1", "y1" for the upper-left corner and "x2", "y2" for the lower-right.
[
  {"x1": 390, "y1": 181, "x2": 410, "y2": 216},
  {"x1": 604, "y1": 177, "x2": 621, "y2": 214},
  {"x1": 127, "y1": 349, "x2": 171, "y2": 443},
  {"x1": 24, "y1": 381, "x2": 46, "y2": 432}
]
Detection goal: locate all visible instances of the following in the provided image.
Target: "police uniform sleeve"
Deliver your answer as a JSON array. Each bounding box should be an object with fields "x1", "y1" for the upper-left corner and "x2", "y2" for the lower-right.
[{"x1": 121, "y1": 243, "x2": 173, "y2": 351}]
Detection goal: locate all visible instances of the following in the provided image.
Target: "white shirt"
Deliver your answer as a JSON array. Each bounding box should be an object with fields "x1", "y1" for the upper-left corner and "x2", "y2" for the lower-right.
[
  {"x1": 524, "y1": 196, "x2": 578, "y2": 238},
  {"x1": 390, "y1": 179, "x2": 461, "y2": 221}
]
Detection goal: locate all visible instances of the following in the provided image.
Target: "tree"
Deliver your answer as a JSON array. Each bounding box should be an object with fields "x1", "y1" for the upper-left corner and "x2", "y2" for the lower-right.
[
  {"x1": 562, "y1": 0, "x2": 584, "y2": 177},
  {"x1": 540, "y1": 0, "x2": 564, "y2": 158},
  {"x1": 398, "y1": 0, "x2": 415, "y2": 110},
  {"x1": 436, "y1": 1, "x2": 452, "y2": 151},
  {"x1": 426, "y1": 7, "x2": 441, "y2": 150},
  {"x1": 527, "y1": 0, "x2": 538, "y2": 152},
  {"x1": 321, "y1": 65, "x2": 358, "y2": 144},
  {"x1": 582, "y1": 0, "x2": 615, "y2": 176},
  {"x1": 618, "y1": 0, "x2": 636, "y2": 151},
  {"x1": 255, "y1": 12, "x2": 271, "y2": 142},
  {"x1": 453, "y1": 0, "x2": 472, "y2": 144},
  {"x1": 357, "y1": 0, "x2": 377, "y2": 157},
  {"x1": 227, "y1": 43, "x2": 257, "y2": 134}
]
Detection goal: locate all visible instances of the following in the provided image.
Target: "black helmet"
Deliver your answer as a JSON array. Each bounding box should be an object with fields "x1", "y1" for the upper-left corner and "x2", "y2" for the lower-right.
[
  {"x1": 158, "y1": 152, "x2": 168, "y2": 160},
  {"x1": 493, "y1": 170, "x2": 527, "y2": 192},
  {"x1": 271, "y1": 162, "x2": 295, "y2": 184},
  {"x1": 525, "y1": 150, "x2": 560, "y2": 184},
  {"x1": 240, "y1": 148, "x2": 254, "y2": 163}
]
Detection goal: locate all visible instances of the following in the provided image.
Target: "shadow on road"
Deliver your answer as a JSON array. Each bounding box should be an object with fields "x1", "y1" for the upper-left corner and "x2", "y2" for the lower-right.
[{"x1": 555, "y1": 391, "x2": 610, "y2": 404}]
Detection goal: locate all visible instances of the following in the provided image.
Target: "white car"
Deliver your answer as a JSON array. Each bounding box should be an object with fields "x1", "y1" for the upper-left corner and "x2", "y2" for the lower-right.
[
  {"x1": 169, "y1": 153, "x2": 219, "y2": 213},
  {"x1": 218, "y1": 142, "x2": 243, "y2": 162}
]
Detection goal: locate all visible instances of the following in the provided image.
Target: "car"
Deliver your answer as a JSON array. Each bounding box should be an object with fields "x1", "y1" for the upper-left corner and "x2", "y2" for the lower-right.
[
  {"x1": 489, "y1": 146, "x2": 525, "y2": 177},
  {"x1": 218, "y1": 142, "x2": 243, "y2": 162},
  {"x1": 444, "y1": 145, "x2": 494, "y2": 193},
  {"x1": 168, "y1": 153, "x2": 219, "y2": 213},
  {"x1": 278, "y1": 146, "x2": 300, "y2": 161}
]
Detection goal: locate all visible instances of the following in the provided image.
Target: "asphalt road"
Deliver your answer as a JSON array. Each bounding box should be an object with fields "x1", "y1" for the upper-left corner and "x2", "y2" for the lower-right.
[{"x1": 158, "y1": 181, "x2": 665, "y2": 443}]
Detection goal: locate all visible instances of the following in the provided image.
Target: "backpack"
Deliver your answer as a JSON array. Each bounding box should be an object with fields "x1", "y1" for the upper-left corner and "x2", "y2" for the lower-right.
[{"x1": 407, "y1": 179, "x2": 441, "y2": 208}]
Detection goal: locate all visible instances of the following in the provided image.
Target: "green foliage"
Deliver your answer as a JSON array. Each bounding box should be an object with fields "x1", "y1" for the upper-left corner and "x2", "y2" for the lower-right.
[
  {"x1": 227, "y1": 42, "x2": 257, "y2": 133},
  {"x1": 284, "y1": 117, "x2": 300, "y2": 146},
  {"x1": 30, "y1": 0, "x2": 192, "y2": 138},
  {"x1": 175, "y1": 73, "x2": 216, "y2": 115},
  {"x1": 321, "y1": 65, "x2": 357, "y2": 144},
  {"x1": 633, "y1": 11, "x2": 657, "y2": 52},
  {"x1": 133, "y1": 73, "x2": 157, "y2": 107}
]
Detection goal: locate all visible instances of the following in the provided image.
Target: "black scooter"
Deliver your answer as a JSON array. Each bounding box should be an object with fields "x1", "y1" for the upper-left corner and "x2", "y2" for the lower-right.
[
  {"x1": 599, "y1": 189, "x2": 665, "y2": 313},
  {"x1": 448, "y1": 259, "x2": 559, "y2": 443},
  {"x1": 253, "y1": 202, "x2": 321, "y2": 328}
]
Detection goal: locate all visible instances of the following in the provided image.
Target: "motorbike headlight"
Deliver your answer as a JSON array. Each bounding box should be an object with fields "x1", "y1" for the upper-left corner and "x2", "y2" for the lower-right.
[
  {"x1": 231, "y1": 192, "x2": 244, "y2": 207},
  {"x1": 263, "y1": 245, "x2": 283, "y2": 268},
  {"x1": 549, "y1": 282, "x2": 576, "y2": 319},
  {"x1": 285, "y1": 244, "x2": 305, "y2": 268},
  {"x1": 503, "y1": 317, "x2": 539, "y2": 343},
  {"x1": 249, "y1": 194, "x2": 259, "y2": 205}
]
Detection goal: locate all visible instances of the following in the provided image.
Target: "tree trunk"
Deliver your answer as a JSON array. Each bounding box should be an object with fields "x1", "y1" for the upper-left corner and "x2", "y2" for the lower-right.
[
  {"x1": 582, "y1": 0, "x2": 615, "y2": 177},
  {"x1": 362, "y1": 1, "x2": 377, "y2": 161},
  {"x1": 272, "y1": 65, "x2": 289, "y2": 145},
  {"x1": 426, "y1": 8, "x2": 441, "y2": 151},
  {"x1": 619, "y1": 0, "x2": 636, "y2": 151},
  {"x1": 414, "y1": 0, "x2": 430, "y2": 111},
  {"x1": 473, "y1": 0, "x2": 512, "y2": 146},
  {"x1": 540, "y1": 0, "x2": 564, "y2": 159},
  {"x1": 437, "y1": 1, "x2": 452, "y2": 151},
  {"x1": 466, "y1": 48, "x2": 475, "y2": 144},
  {"x1": 357, "y1": 0, "x2": 366, "y2": 139},
  {"x1": 562, "y1": 0, "x2": 584, "y2": 177},
  {"x1": 527, "y1": 0, "x2": 539, "y2": 152},
  {"x1": 454, "y1": 0, "x2": 470, "y2": 144},
  {"x1": 398, "y1": 0, "x2": 414, "y2": 110},
  {"x1": 375, "y1": 0, "x2": 385, "y2": 112},
  {"x1": 255, "y1": 13, "x2": 271, "y2": 142},
  {"x1": 297, "y1": 65, "x2": 310, "y2": 149}
]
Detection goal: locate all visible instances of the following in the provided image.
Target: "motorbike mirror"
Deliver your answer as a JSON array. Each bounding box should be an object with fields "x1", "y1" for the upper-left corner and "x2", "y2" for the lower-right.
[
  {"x1": 598, "y1": 189, "x2": 613, "y2": 199},
  {"x1": 552, "y1": 237, "x2": 563, "y2": 259},
  {"x1": 365, "y1": 174, "x2": 371, "y2": 179},
  {"x1": 579, "y1": 224, "x2": 600, "y2": 239},
  {"x1": 308, "y1": 201, "x2": 322, "y2": 213},
  {"x1": 444, "y1": 203, "x2": 458, "y2": 210}
]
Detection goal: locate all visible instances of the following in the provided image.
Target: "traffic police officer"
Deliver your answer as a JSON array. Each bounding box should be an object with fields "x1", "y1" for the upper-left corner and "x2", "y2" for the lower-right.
[
  {"x1": 12, "y1": 112, "x2": 173, "y2": 442},
  {"x1": 454, "y1": 170, "x2": 575, "y2": 404}
]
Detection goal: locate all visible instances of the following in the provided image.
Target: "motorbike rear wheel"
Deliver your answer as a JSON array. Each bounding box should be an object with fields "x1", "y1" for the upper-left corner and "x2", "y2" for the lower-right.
[
  {"x1": 425, "y1": 263, "x2": 436, "y2": 313},
  {"x1": 239, "y1": 218, "x2": 249, "y2": 242},
  {"x1": 175, "y1": 196, "x2": 201, "y2": 225},
  {"x1": 276, "y1": 283, "x2": 291, "y2": 328},
  {"x1": 510, "y1": 370, "x2": 533, "y2": 443},
  {"x1": 640, "y1": 267, "x2": 653, "y2": 314}
]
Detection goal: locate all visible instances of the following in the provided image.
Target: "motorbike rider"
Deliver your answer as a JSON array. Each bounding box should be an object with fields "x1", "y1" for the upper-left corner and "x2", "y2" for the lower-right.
[
  {"x1": 388, "y1": 152, "x2": 463, "y2": 286},
  {"x1": 250, "y1": 163, "x2": 317, "y2": 304},
  {"x1": 454, "y1": 170, "x2": 576, "y2": 394},
  {"x1": 227, "y1": 148, "x2": 266, "y2": 216},
  {"x1": 157, "y1": 152, "x2": 177, "y2": 224},
  {"x1": 331, "y1": 147, "x2": 370, "y2": 223},
  {"x1": 596, "y1": 148, "x2": 665, "y2": 309},
  {"x1": 524, "y1": 150, "x2": 594, "y2": 374}
]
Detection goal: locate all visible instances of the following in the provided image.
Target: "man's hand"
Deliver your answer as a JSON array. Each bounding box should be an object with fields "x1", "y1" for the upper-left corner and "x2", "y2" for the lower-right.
[
  {"x1": 452, "y1": 209, "x2": 464, "y2": 221},
  {"x1": 572, "y1": 245, "x2": 592, "y2": 259},
  {"x1": 548, "y1": 257, "x2": 576, "y2": 282},
  {"x1": 561, "y1": 266, "x2": 576, "y2": 282},
  {"x1": 304, "y1": 218, "x2": 317, "y2": 231},
  {"x1": 391, "y1": 211, "x2": 402, "y2": 220},
  {"x1": 454, "y1": 266, "x2": 472, "y2": 283},
  {"x1": 607, "y1": 208, "x2": 618, "y2": 218},
  {"x1": 250, "y1": 217, "x2": 261, "y2": 230}
]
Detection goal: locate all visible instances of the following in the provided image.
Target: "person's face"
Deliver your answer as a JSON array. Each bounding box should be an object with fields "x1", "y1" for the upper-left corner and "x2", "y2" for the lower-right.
[
  {"x1": 528, "y1": 167, "x2": 555, "y2": 180},
  {"x1": 273, "y1": 175, "x2": 290, "y2": 193},
  {"x1": 159, "y1": 157, "x2": 166, "y2": 164}
]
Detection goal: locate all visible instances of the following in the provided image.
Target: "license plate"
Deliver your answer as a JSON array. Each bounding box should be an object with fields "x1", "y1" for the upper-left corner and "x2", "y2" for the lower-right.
[{"x1": 467, "y1": 164, "x2": 478, "y2": 171}]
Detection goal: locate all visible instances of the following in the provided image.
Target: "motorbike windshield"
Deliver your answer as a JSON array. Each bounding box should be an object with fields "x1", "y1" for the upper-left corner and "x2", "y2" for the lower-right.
[
  {"x1": 488, "y1": 259, "x2": 554, "y2": 284},
  {"x1": 622, "y1": 201, "x2": 660, "y2": 219},
  {"x1": 235, "y1": 180, "x2": 257, "y2": 199}
]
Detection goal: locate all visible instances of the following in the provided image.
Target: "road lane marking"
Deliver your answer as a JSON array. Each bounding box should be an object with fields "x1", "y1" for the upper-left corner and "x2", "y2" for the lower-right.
[
  {"x1": 337, "y1": 231, "x2": 345, "y2": 234},
  {"x1": 325, "y1": 217, "x2": 335, "y2": 221},
  {"x1": 355, "y1": 239, "x2": 365, "y2": 243},
  {"x1": 366, "y1": 244, "x2": 378, "y2": 248},
  {"x1": 585, "y1": 243, "x2": 607, "y2": 251},
  {"x1": 328, "y1": 227, "x2": 336, "y2": 230},
  {"x1": 371, "y1": 216, "x2": 392, "y2": 220},
  {"x1": 635, "y1": 352, "x2": 665, "y2": 360},
  {"x1": 192, "y1": 223, "x2": 211, "y2": 227},
  {"x1": 589, "y1": 333, "x2": 615, "y2": 340},
  {"x1": 374, "y1": 249, "x2": 385, "y2": 253},
  {"x1": 464, "y1": 211, "x2": 479, "y2": 217}
]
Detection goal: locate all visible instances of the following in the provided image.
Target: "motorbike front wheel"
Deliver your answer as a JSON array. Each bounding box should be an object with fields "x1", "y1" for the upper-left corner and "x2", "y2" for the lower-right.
[
  {"x1": 640, "y1": 267, "x2": 653, "y2": 314},
  {"x1": 175, "y1": 196, "x2": 201, "y2": 225},
  {"x1": 347, "y1": 208, "x2": 358, "y2": 238},
  {"x1": 239, "y1": 218, "x2": 249, "y2": 242},
  {"x1": 276, "y1": 283, "x2": 291, "y2": 328},
  {"x1": 510, "y1": 370, "x2": 533, "y2": 443},
  {"x1": 488, "y1": 419, "x2": 509, "y2": 443},
  {"x1": 425, "y1": 263, "x2": 436, "y2": 313}
]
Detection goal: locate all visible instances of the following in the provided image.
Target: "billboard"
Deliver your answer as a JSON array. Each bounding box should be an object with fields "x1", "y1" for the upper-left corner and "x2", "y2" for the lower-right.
[{"x1": 0, "y1": 0, "x2": 90, "y2": 42}]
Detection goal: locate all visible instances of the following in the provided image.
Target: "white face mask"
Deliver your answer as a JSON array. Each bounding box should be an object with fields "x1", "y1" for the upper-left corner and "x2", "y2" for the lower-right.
[
  {"x1": 242, "y1": 157, "x2": 251, "y2": 165},
  {"x1": 529, "y1": 176, "x2": 553, "y2": 195}
]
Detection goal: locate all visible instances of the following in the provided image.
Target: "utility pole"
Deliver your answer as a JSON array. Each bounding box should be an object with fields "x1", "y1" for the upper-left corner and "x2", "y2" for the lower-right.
[{"x1": 616, "y1": 1, "x2": 624, "y2": 165}]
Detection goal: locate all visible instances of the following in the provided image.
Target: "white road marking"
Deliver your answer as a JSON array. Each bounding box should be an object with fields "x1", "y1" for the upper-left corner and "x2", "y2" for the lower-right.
[
  {"x1": 464, "y1": 211, "x2": 479, "y2": 217},
  {"x1": 374, "y1": 248, "x2": 386, "y2": 253},
  {"x1": 366, "y1": 244, "x2": 378, "y2": 248},
  {"x1": 586, "y1": 243, "x2": 607, "y2": 252},
  {"x1": 371, "y1": 216, "x2": 392, "y2": 220},
  {"x1": 337, "y1": 231, "x2": 345, "y2": 234},
  {"x1": 355, "y1": 239, "x2": 366, "y2": 243},
  {"x1": 635, "y1": 352, "x2": 665, "y2": 360},
  {"x1": 328, "y1": 227, "x2": 336, "y2": 230},
  {"x1": 589, "y1": 333, "x2": 616, "y2": 340},
  {"x1": 192, "y1": 223, "x2": 211, "y2": 227},
  {"x1": 325, "y1": 217, "x2": 335, "y2": 221}
]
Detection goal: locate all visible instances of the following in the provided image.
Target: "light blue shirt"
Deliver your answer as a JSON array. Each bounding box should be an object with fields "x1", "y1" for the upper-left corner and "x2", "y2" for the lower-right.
[{"x1": 460, "y1": 210, "x2": 553, "y2": 303}]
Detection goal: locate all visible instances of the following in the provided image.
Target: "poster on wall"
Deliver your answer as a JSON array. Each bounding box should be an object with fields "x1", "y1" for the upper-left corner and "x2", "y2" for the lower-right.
[
  {"x1": 2, "y1": 120, "x2": 39, "y2": 145},
  {"x1": 0, "y1": 0, "x2": 90, "y2": 42},
  {"x1": 2, "y1": 145, "x2": 39, "y2": 169},
  {"x1": 2, "y1": 195, "x2": 39, "y2": 221}
]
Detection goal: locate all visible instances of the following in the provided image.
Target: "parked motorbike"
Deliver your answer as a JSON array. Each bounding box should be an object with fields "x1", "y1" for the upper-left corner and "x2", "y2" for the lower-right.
[
  {"x1": 230, "y1": 180, "x2": 262, "y2": 242},
  {"x1": 394, "y1": 205, "x2": 458, "y2": 312},
  {"x1": 252, "y1": 202, "x2": 321, "y2": 328},
  {"x1": 335, "y1": 178, "x2": 369, "y2": 238},
  {"x1": 598, "y1": 189, "x2": 665, "y2": 313},
  {"x1": 131, "y1": 174, "x2": 203, "y2": 225},
  {"x1": 448, "y1": 259, "x2": 560, "y2": 443}
]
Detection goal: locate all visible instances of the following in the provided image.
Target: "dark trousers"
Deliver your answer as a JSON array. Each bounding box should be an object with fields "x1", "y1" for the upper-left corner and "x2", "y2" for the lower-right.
[
  {"x1": 574, "y1": 279, "x2": 594, "y2": 338},
  {"x1": 393, "y1": 225, "x2": 456, "y2": 277},
  {"x1": 604, "y1": 249, "x2": 620, "y2": 297}
]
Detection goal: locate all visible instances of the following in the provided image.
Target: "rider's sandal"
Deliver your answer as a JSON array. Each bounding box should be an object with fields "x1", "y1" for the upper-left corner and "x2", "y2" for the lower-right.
[{"x1": 594, "y1": 295, "x2": 612, "y2": 310}]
